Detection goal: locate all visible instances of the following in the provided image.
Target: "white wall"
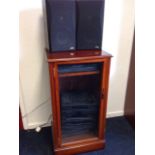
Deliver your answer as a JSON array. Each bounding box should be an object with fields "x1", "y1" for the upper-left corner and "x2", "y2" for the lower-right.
[
  {"x1": 102, "y1": 0, "x2": 134, "y2": 117},
  {"x1": 19, "y1": 0, "x2": 52, "y2": 129},
  {"x1": 19, "y1": 0, "x2": 134, "y2": 129}
]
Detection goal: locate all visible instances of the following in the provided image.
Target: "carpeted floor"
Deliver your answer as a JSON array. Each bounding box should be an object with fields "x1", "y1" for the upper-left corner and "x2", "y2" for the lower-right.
[{"x1": 19, "y1": 116, "x2": 135, "y2": 155}]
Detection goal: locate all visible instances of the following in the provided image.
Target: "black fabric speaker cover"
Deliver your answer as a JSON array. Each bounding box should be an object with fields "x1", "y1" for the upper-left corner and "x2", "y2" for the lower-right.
[
  {"x1": 77, "y1": 0, "x2": 104, "y2": 50},
  {"x1": 46, "y1": 0, "x2": 76, "y2": 52}
]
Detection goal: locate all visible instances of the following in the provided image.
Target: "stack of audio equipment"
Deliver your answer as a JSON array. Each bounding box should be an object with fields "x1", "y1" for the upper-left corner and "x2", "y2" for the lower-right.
[
  {"x1": 60, "y1": 90, "x2": 100, "y2": 139},
  {"x1": 45, "y1": 0, "x2": 105, "y2": 52},
  {"x1": 58, "y1": 63, "x2": 101, "y2": 139}
]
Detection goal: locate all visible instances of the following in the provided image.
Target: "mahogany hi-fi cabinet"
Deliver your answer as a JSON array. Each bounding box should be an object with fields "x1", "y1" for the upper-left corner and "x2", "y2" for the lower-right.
[{"x1": 47, "y1": 50, "x2": 112, "y2": 155}]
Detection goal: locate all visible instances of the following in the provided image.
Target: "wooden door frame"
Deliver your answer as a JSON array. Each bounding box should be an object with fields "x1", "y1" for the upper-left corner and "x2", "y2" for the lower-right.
[{"x1": 51, "y1": 58, "x2": 111, "y2": 147}]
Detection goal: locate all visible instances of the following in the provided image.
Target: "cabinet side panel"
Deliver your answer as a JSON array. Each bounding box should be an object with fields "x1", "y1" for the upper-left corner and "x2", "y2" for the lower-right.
[
  {"x1": 98, "y1": 58, "x2": 111, "y2": 139},
  {"x1": 53, "y1": 63, "x2": 62, "y2": 146},
  {"x1": 49, "y1": 63, "x2": 60, "y2": 148}
]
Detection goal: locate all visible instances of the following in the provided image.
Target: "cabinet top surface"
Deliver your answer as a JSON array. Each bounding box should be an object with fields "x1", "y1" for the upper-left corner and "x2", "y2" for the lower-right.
[{"x1": 47, "y1": 50, "x2": 112, "y2": 63}]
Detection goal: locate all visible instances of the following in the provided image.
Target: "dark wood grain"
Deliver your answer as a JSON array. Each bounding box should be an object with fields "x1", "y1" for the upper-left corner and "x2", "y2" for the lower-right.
[
  {"x1": 47, "y1": 50, "x2": 112, "y2": 63},
  {"x1": 49, "y1": 63, "x2": 60, "y2": 148},
  {"x1": 55, "y1": 140, "x2": 105, "y2": 155},
  {"x1": 98, "y1": 58, "x2": 111, "y2": 139},
  {"x1": 53, "y1": 64, "x2": 62, "y2": 146}
]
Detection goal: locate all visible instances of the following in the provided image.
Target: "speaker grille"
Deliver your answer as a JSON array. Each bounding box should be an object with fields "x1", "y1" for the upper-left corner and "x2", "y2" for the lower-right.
[
  {"x1": 46, "y1": 0, "x2": 76, "y2": 52},
  {"x1": 77, "y1": 0, "x2": 104, "y2": 50},
  {"x1": 46, "y1": 0, "x2": 105, "y2": 52}
]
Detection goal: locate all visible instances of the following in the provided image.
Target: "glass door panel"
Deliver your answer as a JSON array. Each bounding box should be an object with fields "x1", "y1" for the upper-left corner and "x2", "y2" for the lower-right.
[{"x1": 58, "y1": 63, "x2": 102, "y2": 143}]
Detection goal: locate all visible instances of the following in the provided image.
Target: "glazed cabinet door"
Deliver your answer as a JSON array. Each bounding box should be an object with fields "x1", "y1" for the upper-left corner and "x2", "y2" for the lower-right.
[{"x1": 53, "y1": 61, "x2": 108, "y2": 145}]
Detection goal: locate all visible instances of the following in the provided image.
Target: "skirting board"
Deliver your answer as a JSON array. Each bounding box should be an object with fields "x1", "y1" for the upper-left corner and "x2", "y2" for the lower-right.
[
  {"x1": 106, "y1": 110, "x2": 124, "y2": 118},
  {"x1": 27, "y1": 121, "x2": 52, "y2": 130},
  {"x1": 26, "y1": 110, "x2": 124, "y2": 129}
]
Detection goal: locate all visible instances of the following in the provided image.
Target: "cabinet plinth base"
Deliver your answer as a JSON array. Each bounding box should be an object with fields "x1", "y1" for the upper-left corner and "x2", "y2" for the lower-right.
[{"x1": 54, "y1": 139, "x2": 105, "y2": 155}]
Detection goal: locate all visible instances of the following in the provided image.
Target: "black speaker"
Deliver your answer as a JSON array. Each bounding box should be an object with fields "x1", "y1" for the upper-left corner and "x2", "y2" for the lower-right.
[
  {"x1": 76, "y1": 0, "x2": 105, "y2": 50},
  {"x1": 46, "y1": 0, "x2": 76, "y2": 52}
]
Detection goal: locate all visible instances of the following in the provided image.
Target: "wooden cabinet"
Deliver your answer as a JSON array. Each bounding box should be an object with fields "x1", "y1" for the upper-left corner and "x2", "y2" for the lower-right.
[{"x1": 47, "y1": 50, "x2": 112, "y2": 155}]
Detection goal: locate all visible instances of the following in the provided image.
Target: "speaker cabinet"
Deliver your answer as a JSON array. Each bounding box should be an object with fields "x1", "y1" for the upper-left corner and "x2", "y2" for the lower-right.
[
  {"x1": 46, "y1": 0, "x2": 76, "y2": 52},
  {"x1": 77, "y1": 0, "x2": 105, "y2": 50},
  {"x1": 45, "y1": 0, "x2": 105, "y2": 52}
]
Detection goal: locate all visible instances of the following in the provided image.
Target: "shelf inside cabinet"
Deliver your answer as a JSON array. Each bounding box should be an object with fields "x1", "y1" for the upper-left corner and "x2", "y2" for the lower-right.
[
  {"x1": 59, "y1": 70, "x2": 100, "y2": 77},
  {"x1": 58, "y1": 63, "x2": 101, "y2": 77}
]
